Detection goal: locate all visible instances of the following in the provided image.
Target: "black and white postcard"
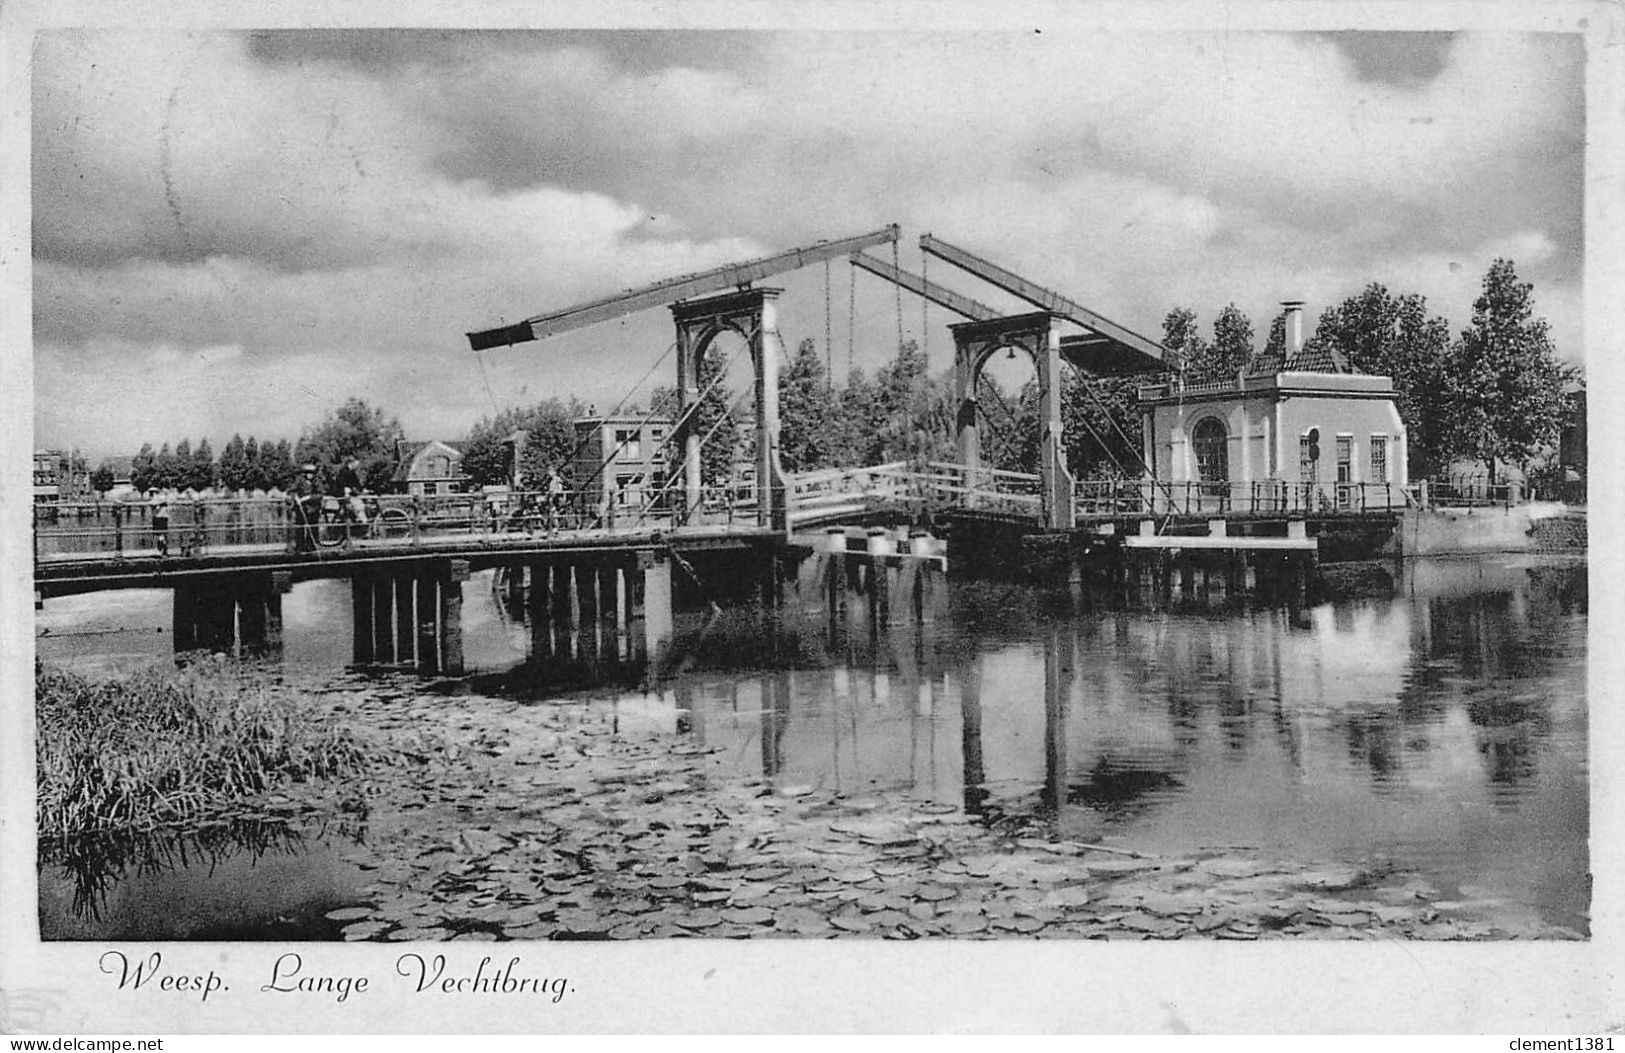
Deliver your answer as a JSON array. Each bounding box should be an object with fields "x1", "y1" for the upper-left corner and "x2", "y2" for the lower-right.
[{"x1": 3, "y1": 0, "x2": 1619, "y2": 1036}]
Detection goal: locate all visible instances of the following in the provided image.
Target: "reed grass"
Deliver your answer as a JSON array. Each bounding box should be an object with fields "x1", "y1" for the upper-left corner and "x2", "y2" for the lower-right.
[{"x1": 36, "y1": 659, "x2": 379, "y2": 839}]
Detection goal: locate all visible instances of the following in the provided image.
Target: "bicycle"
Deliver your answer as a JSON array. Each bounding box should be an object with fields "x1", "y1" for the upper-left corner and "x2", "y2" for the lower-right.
[{"x1": 311, "y1": 496, "x2": 413, "y2": 549}]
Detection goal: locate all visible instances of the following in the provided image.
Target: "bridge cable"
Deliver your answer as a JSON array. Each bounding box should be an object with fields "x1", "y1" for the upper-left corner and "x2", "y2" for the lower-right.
[
  {"x1": 472, "y1": 346, "x2": 503, "y2": 417},
  {"x1": 1062, "y1": 359, "x2": 1182, "y2": 524},
  {"x1": 824, "y1": 258, "x2": 833, "y2": 385},
  {"x1": 531, "y1": 339, "x2": 680, "y2": 489},
  {"x1": 847, "y1": 259, "x2": 857, "y2": 379},
  {"x1": 631, "y1": 384, "x2": 757, "y2": 527},
  {"x1": 920, "y1": 249, "x2": 929, "y2": 364},
  {"x1": 581, "y1": 330, "x2": 753, "y2": 500},
  {"x1": 975, "y1": 376, "x2": 1031, "y2": 471},
  {"x1": 891, "y1": 238, "x2": 905, "y2": 354}
]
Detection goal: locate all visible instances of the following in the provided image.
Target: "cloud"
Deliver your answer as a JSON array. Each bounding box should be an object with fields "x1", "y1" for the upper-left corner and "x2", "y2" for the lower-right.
[{"x1": 31, "y1": 28, "x2": 1585, "y2": 459}]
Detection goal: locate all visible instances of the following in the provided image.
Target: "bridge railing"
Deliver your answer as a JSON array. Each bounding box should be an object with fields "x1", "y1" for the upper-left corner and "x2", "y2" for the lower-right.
[
  {"x1": 1069, "y1": 479, "x2": 1408, "y2": 519},
  {"x1": 921, "y1": 462, "x2": 1042, "y2": 517},
  {"x1": 787, "y1": 462, "x2": 915, "y2": 525},
  {"x1": 33, "y1": 485, "x2": 766, "y2": 564}
]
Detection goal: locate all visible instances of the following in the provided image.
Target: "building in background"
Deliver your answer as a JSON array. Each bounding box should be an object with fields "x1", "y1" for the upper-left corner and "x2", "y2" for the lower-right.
[
  {"x1": 33, "y1": 450, "x2": 60, "y2": 503},
  {"x1": 393, "y1": 440, "x2": 469, "y2": 496},
  {"x1": 1137, "y1": 301, "x2": 1408, "y2": 512},
  {"x1": 571, "y1": 413, "x2": 673, "y2": 513}
]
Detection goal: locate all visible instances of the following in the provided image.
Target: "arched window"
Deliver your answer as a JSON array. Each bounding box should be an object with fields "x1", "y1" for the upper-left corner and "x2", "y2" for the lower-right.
[{"x1": 1192, "y1": 417, "x2": 1229, "y2": 494}]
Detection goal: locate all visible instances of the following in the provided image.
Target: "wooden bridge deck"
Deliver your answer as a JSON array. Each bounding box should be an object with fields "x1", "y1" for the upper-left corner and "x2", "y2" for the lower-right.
[{"x1": 35, "y1": 465, "x2": 1408, "y2": 595}]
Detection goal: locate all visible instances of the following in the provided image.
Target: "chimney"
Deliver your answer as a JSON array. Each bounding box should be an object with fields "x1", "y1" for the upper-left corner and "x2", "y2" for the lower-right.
[{"x1": 1281, "y1": 300, "x2": 1305, "y2": 360}]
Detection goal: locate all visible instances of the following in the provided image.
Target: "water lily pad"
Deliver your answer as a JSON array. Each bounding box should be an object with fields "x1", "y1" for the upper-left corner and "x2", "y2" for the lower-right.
[
  {"x1": 722, "y1": 906, "x2": 775, "y2": 926},
  {"x1": 915, "y1": 884, "x2": 958, "y2": 902},
  {"x1": 1085, "y1": 859, "x2": 1163, "y2": 878},
  {"x1": 830, "y1": 912, "x2": 872, "y2": 932},
  {"x1": 387, "y1": 925, "x2": 451, "y2": 941},
  {"x1": 1293, "y1": 867, "x2": 1366, "y2": 892},
  {"x1": 341, "y1": 920, "x2": 390, "y2": 941},
  {"x1": 941, "y1": 913, "x2": 988, "y2": 935},
  {"x1": 325, "y1": 906, "x2": 377, "y2": 923},
  {"x1": 676, "y1": 909, "x2": 724, "y2": 930}
]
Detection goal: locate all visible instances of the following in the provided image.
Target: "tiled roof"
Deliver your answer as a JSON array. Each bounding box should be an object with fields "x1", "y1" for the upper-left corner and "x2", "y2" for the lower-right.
[{"x1": 1282, "y1": 343, "x2": 1355, "y2": 374}]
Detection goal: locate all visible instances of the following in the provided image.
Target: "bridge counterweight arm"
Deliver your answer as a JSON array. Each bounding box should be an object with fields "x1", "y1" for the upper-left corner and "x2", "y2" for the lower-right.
[
  {"x1": 918, "y1": 234, "x2": 1165, "y2": 369},
  {"x1": 468, "y1": 224, "x2": 901, "y2": 350},
  {"x1": 848, "y1": 250, "x2": 998, "y2": 321}
]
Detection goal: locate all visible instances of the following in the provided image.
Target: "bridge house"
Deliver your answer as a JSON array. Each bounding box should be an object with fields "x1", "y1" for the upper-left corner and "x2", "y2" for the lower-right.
[{"x1": 1137, "y1": 301, "x2": 1408, "y2": 513}]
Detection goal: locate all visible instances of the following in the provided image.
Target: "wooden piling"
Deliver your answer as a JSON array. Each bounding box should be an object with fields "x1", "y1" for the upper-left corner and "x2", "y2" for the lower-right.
[
  {"x1": 416, "y1": 572, "x2": 439, "y2": 674},
  {"x1": 439, "y1": 560, "x2": 468, "y2": 676},
  {"x1": 394, "y1": 572, "x2": 415, "y2": 664},
  {"x1": 352, "y1": 573, "x2": 375, "y2": 665}
]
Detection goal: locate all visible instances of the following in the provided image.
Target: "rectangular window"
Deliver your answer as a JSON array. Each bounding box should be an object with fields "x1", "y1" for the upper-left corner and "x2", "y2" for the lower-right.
[
  {"x1": 1299, "y1": 435, "x2": 1316, "y2": 481},
  {"x1": 1370, "y1": 435, "x2": 1389, "y2": 483},
  {"x1": 1335, "y1": 434, "x2": 1354, "y2": 508},
  {"x1": 615, "y1": 428, "x2": 641, "y2": 461}
]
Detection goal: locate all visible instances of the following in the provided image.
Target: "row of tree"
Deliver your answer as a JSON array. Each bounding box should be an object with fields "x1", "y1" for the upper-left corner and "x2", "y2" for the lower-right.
[
  {"x1": 106, "y1": 399, "x2": 407, "y2": 495},
  {"x1": 94, "y1": 258, "x2": 1575, "y2": 497}
]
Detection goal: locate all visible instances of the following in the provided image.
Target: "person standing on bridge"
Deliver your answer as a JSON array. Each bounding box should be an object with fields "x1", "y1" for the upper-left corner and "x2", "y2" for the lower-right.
[
  {"x1": 290, "y1": 464, "x2": 320, "y2": 553},
  {"x1": 150, "y1": 492, "x2": 170, "y2": 557},
  {"x1": 545, "y1": 469, "x2": 566, "y2": 535}
]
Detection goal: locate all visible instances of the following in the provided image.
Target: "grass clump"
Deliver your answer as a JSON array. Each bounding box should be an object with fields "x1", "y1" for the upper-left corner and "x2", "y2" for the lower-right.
[{"x1": 36, "y1": 659, "x2": 377, "y2": 839}]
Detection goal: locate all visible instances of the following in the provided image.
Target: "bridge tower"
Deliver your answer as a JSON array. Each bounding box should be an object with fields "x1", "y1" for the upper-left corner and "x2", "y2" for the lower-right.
[
  {"x1": 671, "y1": 288, "x2": 787, "y2": 532},
  {"x1": 949, "y1": 311, "x2": 1075, "y2": 531}
]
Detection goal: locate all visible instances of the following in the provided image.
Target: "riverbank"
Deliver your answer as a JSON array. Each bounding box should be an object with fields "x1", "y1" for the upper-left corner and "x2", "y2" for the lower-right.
[
  {"x1": 188, "y1": 669, "x2": 1577, "y2": 942},
  {"x1": 35, "y1": 658, "x2": 381, "y2": 841}
]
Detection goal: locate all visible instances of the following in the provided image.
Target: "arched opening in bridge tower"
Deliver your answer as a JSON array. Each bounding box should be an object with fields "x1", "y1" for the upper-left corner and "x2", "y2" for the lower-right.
[
  {"x1": 653, "y1": 329, "x2": 755, "y2": 507},
  {"x1": 974, "y1": 345, "x2": 1039, "y2": 475}
]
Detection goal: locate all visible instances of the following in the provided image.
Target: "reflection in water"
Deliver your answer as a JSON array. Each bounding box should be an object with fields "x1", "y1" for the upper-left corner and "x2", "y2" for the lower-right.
[
  {"x1": 593, "y1": 556, "x2": 1587, "y2": 928},
  {"x1": 39, "y1": 816, "x2": 367, "y2": 939},
  {"x1": 43, "y1": 820, "x2": 304, "y2": 923},
  {"x1": 36, "y1": 555, "x2": 1588, "y2": 932}
]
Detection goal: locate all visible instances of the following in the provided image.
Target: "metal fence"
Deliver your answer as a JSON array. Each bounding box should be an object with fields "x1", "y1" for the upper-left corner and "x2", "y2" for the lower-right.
[{"x1": 33, "y1": 485, "x2": 764, "y2": 564}]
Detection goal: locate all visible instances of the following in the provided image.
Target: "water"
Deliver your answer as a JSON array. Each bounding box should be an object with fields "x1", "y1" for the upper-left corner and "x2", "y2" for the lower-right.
[{"x1": 35, "y1": 553, "x2": 1589, "y2": 935}]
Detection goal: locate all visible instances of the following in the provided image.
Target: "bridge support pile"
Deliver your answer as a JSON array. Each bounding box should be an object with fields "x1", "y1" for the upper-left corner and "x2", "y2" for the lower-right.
[
  {"x1": 171, "y1": 571, "x2": 290, "y2": 659},
  {"x1": 793, "y1": 527, "x2": 948, "y2": 655}
]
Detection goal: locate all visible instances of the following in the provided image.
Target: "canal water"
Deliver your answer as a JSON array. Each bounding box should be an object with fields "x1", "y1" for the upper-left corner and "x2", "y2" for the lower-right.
[{"x1": 35, "y1": 553, "x2": 1589, "y2": 938}]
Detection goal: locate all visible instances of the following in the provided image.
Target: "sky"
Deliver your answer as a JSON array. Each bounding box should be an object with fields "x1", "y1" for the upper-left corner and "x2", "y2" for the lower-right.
[{"x1": 28, "y1": 22, "x2": 1588, "y2": 461}]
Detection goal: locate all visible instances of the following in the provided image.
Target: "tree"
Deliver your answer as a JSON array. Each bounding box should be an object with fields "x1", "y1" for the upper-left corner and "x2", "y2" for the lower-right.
[
  {"x1": 242, "y1": 436, "x2": 262, "y2": 490},
  {"x1": 294, "y1": 398, "x2": 405, "y2": 494},
  {"x1": 1062, "y1": 373, "x2": 1146, "y2": 478},
  {"x1": 462, "y1": 398, "x2": 582, "y2": 489},
  {"x1": 130, "y1": 443, "x2": 157, "y2": 492},
  {"x1": 778, "y1": 338, "x2": 838, "y2": 472},
  {"x1": 90, "y1": 460, "x2": 116, "y2": 494},
  {"x1": 1309, "y1": 283, "x2": 1456, "y2": 478},
  {"x1": 257, "y1": 438, "x2": 297, "y2": 492},
  {"x1": 1258, "y1": 310, "x2": 1288, "y2": 370},
  {"x1": 218, "y1": 434, "x2": 252, "y2": 492},
  {"x1": 159, "y1": 441, "x2": 184, "y2": 490},
  {"x1": 187, "y1": 437, "x2": 216, "y2": 492},
  {"x1": 871, "y1": 340, "x2": 950, "y2": 464},
  {"x1": 1446, "y1": 259, "x2": 1570, "y2": 484},
  {"x1": 832, "y1": 368, "x2": 884, "y2": 467},
  {"x1": 1161, "y1": 307, "x2": 1211, "y2": 379},
  {"x1": 1208, "y1": 304, "x2": 1254, "y2": 381}
]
